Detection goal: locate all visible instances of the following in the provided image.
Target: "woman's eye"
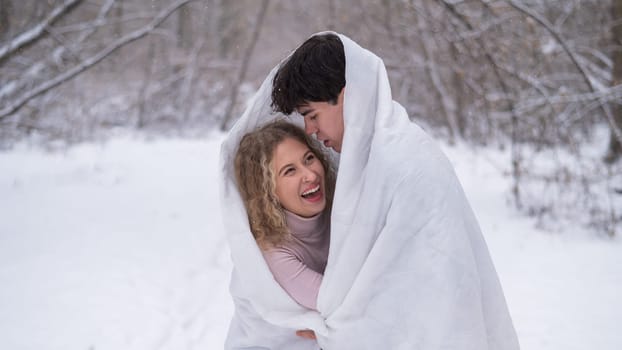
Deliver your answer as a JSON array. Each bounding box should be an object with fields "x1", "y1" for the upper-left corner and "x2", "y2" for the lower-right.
[
  {"x1": 284, "y1": 168, "x2": 294, "y2": 175},
  {"x1": 306, "y1": 154, "x2": 315, "y2": 163}
]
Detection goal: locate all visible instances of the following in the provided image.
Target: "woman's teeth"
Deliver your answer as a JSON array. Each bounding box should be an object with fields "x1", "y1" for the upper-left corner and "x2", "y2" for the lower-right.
[{"x1": 302, "y1": 185, "x2": 320, "y2": 198}]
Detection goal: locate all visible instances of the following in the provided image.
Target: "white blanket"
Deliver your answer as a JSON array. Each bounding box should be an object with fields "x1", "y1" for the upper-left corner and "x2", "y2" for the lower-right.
[{"x1": 219, "y1": 32, "x2": 520, "y2": 350}]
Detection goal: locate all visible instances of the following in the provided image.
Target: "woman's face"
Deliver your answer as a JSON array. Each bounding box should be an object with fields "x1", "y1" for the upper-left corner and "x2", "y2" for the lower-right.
[{"x1": 272, "y1": 137, "x2": 327, "y2": 218}]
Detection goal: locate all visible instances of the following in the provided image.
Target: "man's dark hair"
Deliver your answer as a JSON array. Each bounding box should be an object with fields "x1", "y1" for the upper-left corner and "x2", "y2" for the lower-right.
[{"x1": 271, "y1": 33, "x2": 346, "y2": 115}]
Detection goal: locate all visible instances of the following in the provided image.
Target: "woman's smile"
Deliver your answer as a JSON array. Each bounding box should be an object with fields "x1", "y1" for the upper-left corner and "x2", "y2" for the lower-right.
[{"x1": 301, "y1": 184, "x2": 323, "y2": 202}]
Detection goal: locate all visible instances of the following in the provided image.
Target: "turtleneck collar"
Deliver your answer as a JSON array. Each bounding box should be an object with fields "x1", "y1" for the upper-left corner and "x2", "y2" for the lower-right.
[{"x1": 284, "y1": 209, "x2": 328, "y2": 238}]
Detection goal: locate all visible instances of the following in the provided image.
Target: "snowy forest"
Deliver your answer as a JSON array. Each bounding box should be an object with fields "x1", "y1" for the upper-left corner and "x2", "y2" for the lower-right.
[
  {"x1": 1, "y1": 1, "x2": 622, "y2": 350},
  {"x1": 1, "y1": 0, "x2": 621, "y2": 235}
]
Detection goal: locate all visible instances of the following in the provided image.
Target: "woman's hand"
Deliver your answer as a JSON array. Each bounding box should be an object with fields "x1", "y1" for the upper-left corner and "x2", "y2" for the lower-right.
[{"x1": 295, "y1": 329, "x2": 317, "y2": 340}]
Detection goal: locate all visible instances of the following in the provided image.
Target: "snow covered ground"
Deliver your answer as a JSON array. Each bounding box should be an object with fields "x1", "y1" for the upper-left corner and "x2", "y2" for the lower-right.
[{"x1": 0, "y1": 133, "x2": 620, "y2": 350}]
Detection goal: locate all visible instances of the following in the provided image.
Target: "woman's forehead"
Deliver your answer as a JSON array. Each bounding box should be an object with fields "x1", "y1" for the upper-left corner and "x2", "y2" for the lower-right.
[{"x1": 273, "y1": 138, "x2": 310, "y2": 163}]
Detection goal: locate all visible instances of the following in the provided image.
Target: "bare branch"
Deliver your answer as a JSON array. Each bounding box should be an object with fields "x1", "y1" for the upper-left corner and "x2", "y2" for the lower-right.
[
  {"x1": 516, "y1": 85, "x2": 622, "y2": 112},
  {"x1": 0, "y1": 0, "x2": 198, "y2": 120},
  {"x1": 417, "y1": 1, "x2": 459, "y2": 141},
  {"x1": 506, "y1": 1, "x2": 592, "y2": 90},
  {"x1": 52, "y1": 13, "x2": 156, "y2": 35},
  {"x1": 0, "y1": 0, "x2": 84, "y2": 63},
  {"x1": 438, "y1": 0, "x2": 524, "y2": 206},
  {"x1": 506, "y1": 0, "x2": 622, "y2": 147},
  {"x1": 493, "y1": 62, "x2": 556, "y2": 111},
  {"x1": 178, "y1": 37, "x2": 206, "y2": 120},
  {"x1": 75, "y1": 0, "x2": 117, "y2": 45}
]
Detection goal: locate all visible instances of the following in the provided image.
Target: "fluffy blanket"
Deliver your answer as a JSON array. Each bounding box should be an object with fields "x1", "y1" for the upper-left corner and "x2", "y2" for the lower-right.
[{"x1": 219, "y1": 32, "x2": 519, "y2": 350}]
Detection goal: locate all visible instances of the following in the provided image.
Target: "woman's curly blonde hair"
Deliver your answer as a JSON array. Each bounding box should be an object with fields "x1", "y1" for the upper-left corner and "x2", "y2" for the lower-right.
[{"x1": 234, "y1": 120, "x2": 335, "y2": 250}]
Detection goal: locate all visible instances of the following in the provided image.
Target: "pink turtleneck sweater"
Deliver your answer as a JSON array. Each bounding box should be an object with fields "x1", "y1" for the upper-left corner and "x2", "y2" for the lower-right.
[{"x1": 261, "y1": 210, "x2": 330, "y2": 310}]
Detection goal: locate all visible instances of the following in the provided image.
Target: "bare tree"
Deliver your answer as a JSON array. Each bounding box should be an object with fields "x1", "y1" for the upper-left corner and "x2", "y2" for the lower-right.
[
  {"x1": 605, "y1": 0, "x2": 622, "y2": 163},
  {"x1": 416, "y1": 1, "x2": 459, "y2": 143},
  {"x1": 220, "y1": 0, "x2": 270, "y2": 131},
  {"x1": 0, "y1": 0, "x2": 618, "y2": 233},
  {"x1": 0, "y1": 0, "x2": 11, "y2": 41},
  {"x1": 176, "y1": 2, "x2": 193, "y2": 50},
  {"x1": 0, "y1": 0, "x2": 84, "y2": 63},
  {"x1": 506, "y1": 0, "x2": 622, "y2": 161},
  {"x1": 0, "y1": 0, "x2": 198, "y2": 120}
]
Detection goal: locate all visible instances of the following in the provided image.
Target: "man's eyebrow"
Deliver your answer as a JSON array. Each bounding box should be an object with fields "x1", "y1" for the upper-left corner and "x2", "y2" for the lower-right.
[{"x1": 299, "y1": 108, "x2": 313, "y2": 116}]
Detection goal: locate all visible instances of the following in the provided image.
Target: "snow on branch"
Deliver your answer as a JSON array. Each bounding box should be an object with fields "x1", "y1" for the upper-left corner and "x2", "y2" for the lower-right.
[
  {"x1": 220, "y1": 0, "x2": 270, "y2": 131},
  {"x1": 75, "y1": 0, "x2": 117, "y2": 45},
  {"x1": 506, "y1": 0, "x2": 622, "y2": 145},
  {"x1": 516, "y1": 85, "x2": 622, "y2": 112},
  {"x1": 438, "y1": 0, "x2": 516, "y2": 112},
  {"x1": 0, "y1": 0, "x2": 84, "y2": 63},
  {"x1": 506, "y1": 0, "x2": 593, "y2": 90},
  {"x1": 0, "y1": 0, "x2": 197, "y2": 121}
]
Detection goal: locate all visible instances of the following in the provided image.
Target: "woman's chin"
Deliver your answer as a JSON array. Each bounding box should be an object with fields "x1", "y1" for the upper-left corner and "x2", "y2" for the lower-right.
[{"x1": 295, "y1": 200, "x2": 326, "y2": 218}]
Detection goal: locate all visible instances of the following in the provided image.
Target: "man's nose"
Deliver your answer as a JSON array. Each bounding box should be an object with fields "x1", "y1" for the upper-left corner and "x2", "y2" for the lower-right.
[{"x1": 304, "y1": 121, "x2": 316, "y2": 135}]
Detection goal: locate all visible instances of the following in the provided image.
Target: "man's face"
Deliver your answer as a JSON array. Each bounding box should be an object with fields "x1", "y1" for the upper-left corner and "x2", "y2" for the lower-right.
[{"x1": 297, "y1": 89, "x2": 345, "y2": 153}]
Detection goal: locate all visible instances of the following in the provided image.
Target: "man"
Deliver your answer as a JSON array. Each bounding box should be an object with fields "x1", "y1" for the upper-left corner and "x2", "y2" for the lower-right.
[
  {"x1": 271, "y1": 34, "x2": 346, "y2": 153},
  {"x1": 268, "y1": 32, "x2": 520, "y2": 349}
]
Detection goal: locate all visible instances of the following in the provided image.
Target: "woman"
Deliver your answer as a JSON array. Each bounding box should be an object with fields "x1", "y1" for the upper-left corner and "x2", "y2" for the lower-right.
[{"x1": 234, "y1": 120, "x2": 335, "y2": 312}]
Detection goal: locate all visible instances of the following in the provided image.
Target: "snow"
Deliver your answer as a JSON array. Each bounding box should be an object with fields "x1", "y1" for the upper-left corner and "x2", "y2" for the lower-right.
[
  {"x1": 0, "y1": 134, "x2": 620, "y2": 349},
  {"x1": 442, "y1": 144, "x2": 622, "y2": 350}
]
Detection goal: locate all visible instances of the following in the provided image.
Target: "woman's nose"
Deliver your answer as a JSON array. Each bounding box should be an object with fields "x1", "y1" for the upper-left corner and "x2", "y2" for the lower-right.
[{"x1": 302, "y1": 167, "x2": 318, "y2": 182}]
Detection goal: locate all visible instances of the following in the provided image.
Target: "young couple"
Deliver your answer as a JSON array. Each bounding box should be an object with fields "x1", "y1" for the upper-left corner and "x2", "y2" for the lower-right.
[{"x1": 220, "y1": 32, "x2": 520, "y2": 350}]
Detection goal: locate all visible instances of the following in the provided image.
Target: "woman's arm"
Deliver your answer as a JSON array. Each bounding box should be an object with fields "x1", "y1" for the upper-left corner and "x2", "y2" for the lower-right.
[{"x1": 262, "y1": 248, "x2": 323, "y2": 310}]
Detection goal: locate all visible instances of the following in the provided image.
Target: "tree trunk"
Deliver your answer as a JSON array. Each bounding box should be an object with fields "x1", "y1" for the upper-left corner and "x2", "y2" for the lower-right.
[
  {"x1": 137, "y1": 38, "x2": 156, "y2": 128},
  {"x1": 327, "y1": 0, "x2": 336, "y2": 30},
  {"x1": 114, "y1": 1, "x2": 123, "y2": 38},
  {"x1": 220, "y1": 0, "x2": 270, "y2": 131},
  {"x1": 450, "y1": 42, "x2": 466, "y2": 138},
  {"x1": 218, "y1": 0, "x2": 242, "y2": 58},
  {"x1": 177, "y1": 3, "x2": 193, "y2": 50},
  {"x1": 418, "y1": 1, "x2": 458, "y2": 143},
  {"x1": 0, "y1": 0, "x2": 10, "y2": 41},
  {"x1": 605, "y1": 0, "x2": 622, "y2": 163}
]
